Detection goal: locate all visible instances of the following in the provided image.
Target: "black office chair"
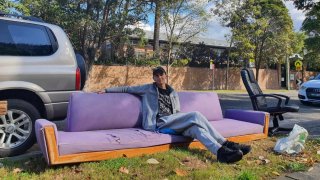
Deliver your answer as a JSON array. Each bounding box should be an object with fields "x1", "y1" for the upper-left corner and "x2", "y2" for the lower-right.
[{"x1": 241, "y1": 68, "x2": 299, "y2": 136}]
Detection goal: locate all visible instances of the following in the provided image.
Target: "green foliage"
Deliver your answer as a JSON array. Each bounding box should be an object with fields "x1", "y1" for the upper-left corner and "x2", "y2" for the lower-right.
[
  {"x1": 171, "y1": 58, "x2": 190, "y2": 67},
  {"x1": 237, "y1": 170, "x2": 258, "y2": 180},
  {"x1": 135, "y1": 59, "x2": 160, "y2": 66},
  {"x1": 125, "y1": 44, "x2": 136, "y2": 64},
  {"x1": 162, "y1": 0, "x2": 211, "y2": 64},
  {"x1": 10, "y1": 0, "x2": 151, "y2": 67},
  {"x1": 289, "y1": 0, "x2": 319, "y2": 10},
  {"x1": 302, "y1": 4, "x2": 320, "y2": 70},
  {"x1": 286, "y1": 162, "x2": 308, "y2": 172},
  {"x1": 212, "y1": 0, "x2": 294, "y2": 80},
  {"x1": 0, "y1": 0, "x2": 29, "y2": 14}
]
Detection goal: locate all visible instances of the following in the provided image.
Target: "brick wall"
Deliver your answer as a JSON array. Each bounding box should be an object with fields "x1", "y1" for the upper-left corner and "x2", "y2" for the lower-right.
[{"x1": 83, "y1": 65, "x2": 317, "y2": 92}]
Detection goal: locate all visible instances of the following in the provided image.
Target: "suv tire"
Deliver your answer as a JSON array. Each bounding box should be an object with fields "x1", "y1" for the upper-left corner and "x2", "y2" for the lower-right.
[{"x1": 0, "y1": 99, "x2": 40, "y2": 157}]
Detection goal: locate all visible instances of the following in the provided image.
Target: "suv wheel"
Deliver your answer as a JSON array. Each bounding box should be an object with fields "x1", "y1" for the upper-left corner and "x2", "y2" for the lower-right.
[{"x1": 0, "y1": 99, "x2": 40, "y2": 157}]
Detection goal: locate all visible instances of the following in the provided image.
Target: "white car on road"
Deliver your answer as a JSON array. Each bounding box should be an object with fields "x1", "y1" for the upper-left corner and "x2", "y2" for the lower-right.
[{"x1": 298, "y1": 74, "x2": 320, "y2": 105}]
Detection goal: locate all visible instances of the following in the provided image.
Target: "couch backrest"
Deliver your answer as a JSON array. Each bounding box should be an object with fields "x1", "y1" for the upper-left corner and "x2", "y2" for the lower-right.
[
  {"x1": 66, "y1": 91, "x2": 223, "y2": 132},
  {"x1": 179, "y1": 92, "x2": 223, "y2": 121},
  {"x1": 66, "y1": 93, "x2": 142, "y2": 132}
]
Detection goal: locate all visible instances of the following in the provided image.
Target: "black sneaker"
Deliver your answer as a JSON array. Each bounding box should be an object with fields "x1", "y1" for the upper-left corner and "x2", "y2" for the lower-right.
[
  {"x1": 217, "y1": 146, "x2": 243, "y2": 163},
  {"x1": 223, "y1": 141, "x2": 251, "y2": 155}
]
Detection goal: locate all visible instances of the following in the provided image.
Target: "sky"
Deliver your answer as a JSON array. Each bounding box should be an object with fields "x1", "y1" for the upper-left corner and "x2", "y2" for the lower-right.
[{"x1": 139, "y1": 1, "x2": 306, "y2": 41}]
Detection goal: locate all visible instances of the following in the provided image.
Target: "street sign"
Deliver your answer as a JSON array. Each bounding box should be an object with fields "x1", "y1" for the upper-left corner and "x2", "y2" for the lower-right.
[
  {"x1": 210, "y1": 60, "x2": 214, "y2": 69},
  {"x1": 249, "y1": 59, "x2": 255, "y2": 68},
  {"x1": 295, "y1": 60, "x2": 303, "y2": 68},
  {"x1": 296, "y1": 66, "x2": 302, "y2": 71}
]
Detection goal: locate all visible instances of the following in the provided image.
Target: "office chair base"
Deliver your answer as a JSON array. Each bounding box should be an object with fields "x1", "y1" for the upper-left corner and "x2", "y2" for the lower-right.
[{"x1": 268, "y1": 127, "x2": 293, "y2": 136}]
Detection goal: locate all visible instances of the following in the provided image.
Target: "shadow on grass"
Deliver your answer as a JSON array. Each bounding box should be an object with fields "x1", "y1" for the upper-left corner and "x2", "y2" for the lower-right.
[{"x1": 0, "y1": 156, "x2": 84, "y2": 175}]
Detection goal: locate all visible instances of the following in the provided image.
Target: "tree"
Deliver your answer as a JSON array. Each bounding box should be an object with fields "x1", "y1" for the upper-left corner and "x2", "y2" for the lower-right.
[
  {"x1": 213, "y1": 0, "x2": 294, "y2": 82},
  {"x1": 161, "y1": 0, "x2": 210, "y2": 80},
  {"x1": 287, "y1": 0, "x2": 319, "y2": 10},
  {"x1": 0, "y1": 0, "x2": 28, "y2": 14},
  {"x1": 302, "y1": 4, "x2": 320, "y2": 70},
  {"x1": 17, "y1": 0, "x2": 150, "y2": 68},
  {"x1": 153, "y1": 0, "x2": 161, "y2": 58}
]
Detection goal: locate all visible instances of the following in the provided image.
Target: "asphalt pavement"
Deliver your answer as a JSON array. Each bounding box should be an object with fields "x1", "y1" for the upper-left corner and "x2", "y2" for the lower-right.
[{"x1": 218, "y1": 90, "x2": 320, "y2": 138}]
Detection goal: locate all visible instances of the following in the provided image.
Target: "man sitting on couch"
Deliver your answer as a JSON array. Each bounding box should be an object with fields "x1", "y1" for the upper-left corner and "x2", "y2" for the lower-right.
[{"x1": 102, "y1": 66, "x2": 251, "y2": 163}]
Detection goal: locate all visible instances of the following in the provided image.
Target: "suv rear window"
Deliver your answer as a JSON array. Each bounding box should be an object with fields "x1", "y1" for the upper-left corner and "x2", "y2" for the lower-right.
[{"x1": 0, "y1": 19, "x2": 57, "y2": 56}]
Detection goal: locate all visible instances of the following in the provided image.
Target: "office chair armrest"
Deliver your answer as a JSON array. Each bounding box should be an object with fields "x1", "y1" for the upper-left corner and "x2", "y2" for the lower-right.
[
  {"x1": 270, "y1": 94, "x2": 290, "y2": 105},
  {"x1": 251, "y1": 94, "x2": 283, "y2": 108}
]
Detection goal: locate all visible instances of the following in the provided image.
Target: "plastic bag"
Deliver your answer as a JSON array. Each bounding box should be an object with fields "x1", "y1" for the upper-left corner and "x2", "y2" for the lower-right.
[{"x1": 274, "y1": 124, "x2": 308, "y2": 154}]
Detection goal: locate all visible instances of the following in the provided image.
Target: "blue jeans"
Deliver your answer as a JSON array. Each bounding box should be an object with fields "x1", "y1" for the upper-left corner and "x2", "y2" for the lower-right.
[{"x1": 157, "y1": 111, "x2": 226, "y2": 155}]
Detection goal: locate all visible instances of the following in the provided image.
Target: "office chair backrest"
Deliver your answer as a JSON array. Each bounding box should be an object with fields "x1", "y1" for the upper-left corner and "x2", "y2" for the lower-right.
[{"x1": 241, "y1": 68, "x2": 267, "y2": 109}]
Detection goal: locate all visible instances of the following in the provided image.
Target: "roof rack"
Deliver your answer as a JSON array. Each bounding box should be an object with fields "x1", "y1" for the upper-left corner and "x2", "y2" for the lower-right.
[{"x1": 0, "y1": 11, "x2": 45, "y2": 23}]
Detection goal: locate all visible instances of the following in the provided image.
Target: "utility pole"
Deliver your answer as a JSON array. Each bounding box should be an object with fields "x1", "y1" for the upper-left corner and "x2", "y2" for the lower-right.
[{"x1": 286, "y1": 54, "x2": 290, "y2": 90}]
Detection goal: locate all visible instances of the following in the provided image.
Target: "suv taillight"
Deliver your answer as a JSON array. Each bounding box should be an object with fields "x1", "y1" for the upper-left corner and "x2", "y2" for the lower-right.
[{"x1": 75, "y1": 67, "x2": 81, "y2": 90}]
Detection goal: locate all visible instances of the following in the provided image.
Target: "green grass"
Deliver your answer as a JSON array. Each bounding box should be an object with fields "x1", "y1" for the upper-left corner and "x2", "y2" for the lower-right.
[
  {"x1": 0, "y1": 138, "x2": 319, "y2": 179},
  {"x1": 237, "y1": 170, "x2": 258, "y2": 180},
  {"x1": 286, "y1": 163, "x2": 308, "y2": 172}
]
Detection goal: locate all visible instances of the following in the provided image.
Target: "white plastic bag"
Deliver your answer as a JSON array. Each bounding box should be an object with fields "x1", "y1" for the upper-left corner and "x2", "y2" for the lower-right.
[{"x1": 274, "y1": 124, "x2": 308, "y2": 154}]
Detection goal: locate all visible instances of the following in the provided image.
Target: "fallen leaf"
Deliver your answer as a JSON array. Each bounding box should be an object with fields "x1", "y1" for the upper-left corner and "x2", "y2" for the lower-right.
[
  {"x1": 308, "y1": 167, "x2": 314, "y2": 172},
  {"x1": 246, "y1": 160, "x2": 254, "y2": 165},
  {"x1": 180, "y1": 157, "x2": 207, "y2": 169},
  {"x1": 258, "y1": 156, "x2": 265, "y2": 160},
  {"x1": 74, "y1": 168, "x2": 82, "y2": 173},
  {"x1": 262, "y1": 159, "x2": 270, "y2": 164},
  {"x1": 317, "y1": 150, "x2": 320, "y2": 155},
  {"x1": 119, "y1": 167, "x2": 129, "y2": 174},
  {"x1": 307, "y1": 158, "x2": 315, "y2": 166},
  {"x1": 147, "y1": 158, "x2": 159, "y2": 164},
  {"x1": 255, "y1": 160, "x2": 262, "y2": 165},
  {"x1": 300, "y1": 158, "x2": 308, "y2": 162},
  {"x1": 174, "y1": 169, "x2": 188, "y2": 176},
  {"x1": 271, "y1": 171, "x2": 280, "y2": 176},
  {"x1": 13, "y1": 168, "x2": 23, "y2": 173}
]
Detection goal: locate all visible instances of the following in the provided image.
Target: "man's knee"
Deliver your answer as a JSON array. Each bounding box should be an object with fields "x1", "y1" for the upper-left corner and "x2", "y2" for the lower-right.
[{"x1": 191, "y1": 111, "x2": 206, "y2": 120}]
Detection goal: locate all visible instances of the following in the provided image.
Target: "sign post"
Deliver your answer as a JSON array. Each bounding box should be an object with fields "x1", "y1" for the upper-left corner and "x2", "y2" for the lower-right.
[
  {"x1": 210, "y1": 60, "x2": 215, "y2": 90},
  {"x1": 295, "y1": 60, "x2": 303, "y2": 71}
]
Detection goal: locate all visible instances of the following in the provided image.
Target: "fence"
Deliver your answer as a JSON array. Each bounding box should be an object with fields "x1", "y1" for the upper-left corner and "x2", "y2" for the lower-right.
[{"x1": 84, "y1": 65, "x2": 318, "y2": 91}]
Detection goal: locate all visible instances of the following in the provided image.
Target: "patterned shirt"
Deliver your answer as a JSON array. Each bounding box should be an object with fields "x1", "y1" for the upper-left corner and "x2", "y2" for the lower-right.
[{"x1": 157, "y1": 87, "x2": 173, "y2": 117}]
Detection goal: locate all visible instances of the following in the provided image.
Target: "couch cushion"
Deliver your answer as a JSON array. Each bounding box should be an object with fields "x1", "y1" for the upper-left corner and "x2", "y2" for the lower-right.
[
  {"x1": 210, "y1": 118, "x2": 264, "y2": 137},
  {"x1": 179, "y1": 92, "x2": 223, "y2": 121},
  {"x1": 66, "y1": 93, "x2": 142, "y2": 132},
  {"x1": 58, "y1": 128, "x2": 191, "y2": 155},
  {"x1": 58, "y1": 119, "x2": 263, "y2": 155}
]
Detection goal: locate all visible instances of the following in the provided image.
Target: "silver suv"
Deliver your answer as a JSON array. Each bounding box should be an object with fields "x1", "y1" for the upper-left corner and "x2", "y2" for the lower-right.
[{"x1": 0, "y1": 13, "x2": 86, "y2": 157}]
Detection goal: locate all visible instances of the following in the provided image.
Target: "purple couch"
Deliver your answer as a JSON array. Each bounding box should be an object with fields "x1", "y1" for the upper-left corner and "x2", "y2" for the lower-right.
[{"x1": 35, "y1": 92, "x2": 269, "y2": 165}]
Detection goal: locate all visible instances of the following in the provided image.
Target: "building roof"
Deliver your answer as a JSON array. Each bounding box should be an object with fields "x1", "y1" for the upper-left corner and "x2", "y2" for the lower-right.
[{"x1": 131, "y1": 31, "x2": 230, "y2": 48}]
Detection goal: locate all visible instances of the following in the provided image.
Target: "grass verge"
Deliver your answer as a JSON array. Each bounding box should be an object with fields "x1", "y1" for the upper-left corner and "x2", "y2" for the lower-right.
[{"x1": 0, "y1": 137, "x2": 319, "y2": 179}]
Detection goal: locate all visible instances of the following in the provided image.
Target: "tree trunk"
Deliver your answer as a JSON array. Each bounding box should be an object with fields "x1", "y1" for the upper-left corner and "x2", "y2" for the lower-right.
[
  {"x1": 225, "y1": 35, "x2": 233, "y2": 90},
  {"x1": 167, "y1": 43, "x2": 172, "y2": 83},
  {"x1": 153, "y1": 0, "x2": 161, "y2": 59},
  {"x1": 277, "y1": 62, "x2": 281, "y2": 88}
]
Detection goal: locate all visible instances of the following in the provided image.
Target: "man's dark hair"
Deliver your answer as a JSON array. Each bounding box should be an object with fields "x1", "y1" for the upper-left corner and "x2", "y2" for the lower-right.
[{"x1": 153, "y1": 66, "x2": 166, "y2": 76}]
